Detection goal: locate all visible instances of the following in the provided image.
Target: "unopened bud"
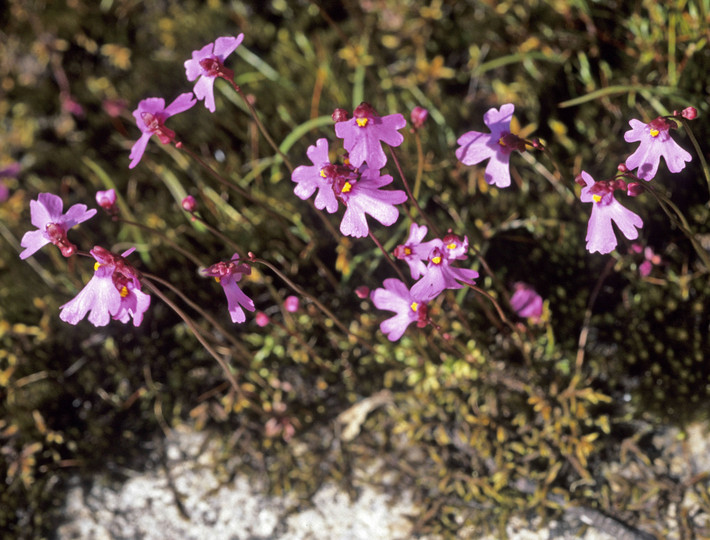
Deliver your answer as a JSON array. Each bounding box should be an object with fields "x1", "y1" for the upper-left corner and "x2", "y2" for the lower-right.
[
  {"x1": 627, "y1": 182, "x2": 643, "y2": 197},
  {"x1": 255, "y1": 312, "x2": 270, "y2": 327},
  {"x1": 355, "y1": 286, "x2": 370, "y2": 299},
  {"x1": 284, "y1": 295, "x2": 299, "y2": 312},
  {"x1": 682, "y1": 107, "x2": 698, "y2": 120},
  {"x1": 332, "y1": 108, "x2": 349, "y2": 123},
  {"x1": 96, "y1": 189, "x2": 117, "y2": 214},
  {"x1": 410, "y1": 106, "x2": 428, "y2": 130},
  {"x1": 617, "y1": 163, "x2": 628, "y2": 173},
  {"x1": 181, "y1": 195, "x2": 197, "y2": 213}
]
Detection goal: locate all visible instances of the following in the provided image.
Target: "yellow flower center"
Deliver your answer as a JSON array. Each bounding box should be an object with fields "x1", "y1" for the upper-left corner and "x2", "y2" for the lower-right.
[
  {"x1": 320, "y1": 168, "x2": 327, "y2": 178},
  {"x1": 214, "y1": 277, "x2": 221, "y2": 283},
  {"x1": 94, "y1": 262, "x2": 101, "y2": 271},
  {"x1": 649, "y1": 128, "x2": 660, "y2": 137},
  {"x1": 431, "y1": 256, "x2": 442, "y2": 265},
  {"x1": 120, "y1": 286, "x2": 128, "y2": 298},
  {"x1": 404, "y1": 247, "x2": 412, "y2": 256},
  {"x1": 410, "y1": 302, "x2": 419, "y2": 312},
  {"x1": 498, "y1": 137, "x2": 506, "y2": 147},
  {"x1": 356, "y1": 118, "x2": 369, "y2": 127},
  {"x1": 592, "y1": 194, "x2": 602, "y2": 203},
  {"x1": 446, "y1": 242, "x2": 456, "y2": 250},
  {"x1": 341, "y1": 181, "x2": 353, "y2": 193}
]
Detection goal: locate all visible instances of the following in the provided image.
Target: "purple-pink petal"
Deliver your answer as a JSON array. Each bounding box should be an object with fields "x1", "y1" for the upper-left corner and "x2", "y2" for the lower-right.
[
  {"x1": 291, "y1": 138, "x2": 338, "y2": 213},
  {"x1": 62, "y1": 203, "x2": 96, "y2": 229},
  {"x1": 59, "y1": 268, "x2": 122, "y2": 327},
  {"x1": 510, "y1": 283, "x2": 543, "y2": 321},
  {"x1": 213, "y1": 34, "x2": 244, "y2": 59},
  {"x1": 483, "y1": 103, "x2": 514, "y2": 133},
  {"x1": 338, "y1": 172, "x2": 407, "y2": 238},
  {"x1": 193, "y1": 76, "x2": 216, "y2": 112},
  {"x1": 114, "y1": 286, "x2": 151, "y2": 327},
  {"x1": 221, "y1": 275, "x2": 255, "y2": 324},
  {"x1": 164, "y1": 92, "x2": 197, "y2": 116},
  {"x1": 19, "y1": 230, "x2": 49, "y2": 260},
  {"x1": 370, "y1": 278, "x2": 419, "y2": 341},
  {"x1": 455, "y1": 130, "x2": 496, "y2": 165},
  {"x1": 483, "y1": 150, "x2": 512, "y2": 188},
  {"x1": 624, "y1": 118, "x2": 692, "y2": 181},
  {"x1": 128, "y1": 133, "x2": 152, "y2": 169},
  {"x1": 334, "y1": 113, "x2": 406, "y2": 170}
]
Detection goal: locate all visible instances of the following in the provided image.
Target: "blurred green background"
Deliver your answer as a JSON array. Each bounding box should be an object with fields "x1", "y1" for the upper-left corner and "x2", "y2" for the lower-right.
[{"x1": 1, "y1": 0, "x2": 710, "y2": 537}]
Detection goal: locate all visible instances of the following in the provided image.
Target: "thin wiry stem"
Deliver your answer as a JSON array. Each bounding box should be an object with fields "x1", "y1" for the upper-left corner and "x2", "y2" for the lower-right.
[
  {"x1": 249, "y1": 255, "x2": 375, "y2": 354},
  {"x1": 142, "y1": 271, "x2": 253, "y2": 363},
  {"x1": 116, "y1": 217, "x2": 205, "y2": 267},
  {"x1": 142, "y1": 277, "x2": 246, "y2": 399},
  {"x1": 388, "y1": 147, "x2": 440, "y2": 237},
  {"x1": 575, "y1": 257, "x2": 615, "y2": 373},
  {"x1": 368, "y1": 230, "x2": 407, "y2": 283},
  {"x1": 223, "y1": 78, "x2": 294, "y2": 172}
]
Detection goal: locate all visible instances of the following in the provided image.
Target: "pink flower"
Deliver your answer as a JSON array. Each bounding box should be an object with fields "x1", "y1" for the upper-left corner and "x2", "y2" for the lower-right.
[
  {"x1": 59, "y1": 246, "x2": 150, "y2": 327},
  {"x1": 334, "y1": 102, "x2": 406, "y2": 170},
  {"x1": 578, "y1": 171, "x2": 643, "y2": 254},
  {"x1": 333, "y1": 166, "x2": 407, "y2": 238},
  {"x1": 96, "y1": 189, "x2": 117, "y2": 213},
  {"x1": 129, "y1": 93, "x2": 196, "y2": 169},
  {"x1": 203, "y1": 253, "x2": 255, "y2": 323},
  {"x1": 371, "y1": 278, "x2": 428, "y2": 341},
  {"x1": 20, "y1": 193, "x2": 97, "y2": 259},
  {"x1": 393, "y1": 223, "x2": 439, "y2": 279},
  {"x1": 455, "y1": 103, "x2": 525, "y2": 188},
  {"x1": 410, "y1": 234, "x2": 479, "y2": 301},
  {"x1": 624, "y1": 117, "x2": 692, "y2": 181},
  {"x1": 184, "y1": 35, "x2": 244, "y2": 112},
  {"x1": 291, "y1": 138, "x2": 339, "y2": 213},
  {"x1": 510, "y1": 282, "x2": 543, "y2": 322}
]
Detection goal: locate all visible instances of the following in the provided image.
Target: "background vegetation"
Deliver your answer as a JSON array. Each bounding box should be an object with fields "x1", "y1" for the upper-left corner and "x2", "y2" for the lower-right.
[{"x1": 1, "y1": 0, "x2": 709, "y2": 537}]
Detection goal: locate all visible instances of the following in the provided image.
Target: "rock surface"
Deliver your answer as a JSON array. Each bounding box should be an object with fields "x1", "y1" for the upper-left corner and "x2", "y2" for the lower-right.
[{"x1": 58, "y1": 424, "x2": 690, "y2": 539}]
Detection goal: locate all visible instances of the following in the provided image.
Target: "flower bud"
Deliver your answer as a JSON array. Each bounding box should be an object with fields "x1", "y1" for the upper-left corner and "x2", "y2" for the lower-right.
[
  {"x1": 96, "y1": 189, "x2": 117, "y2": 213},
  {"x1": 284, "y1": 295, "x2": 299, "y2": 312},
  {"x1": 626, "y1": 182, "x2": 643, "y2": 197},
  {"x1": 181, "y1": 195, "x2": 197, "y2": 213},
  {"x1": 410, "y1": 106, "x2": 428, "y2": 130},
  {"x1": 255, "y1": 312, "x2": 270, "y2": 327},
  {"x1": 355, "y1": 286, "x2": 370, "y2": 299},
  {"x1": 332, "y1": 108, "x2": 349, "y2": 123},
  {"x1": 617, "y1": 163, "x2": 628, "y2": 173},
  {"x1": 682, "y1": 107, "x2": 698, "y2": 120}
]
